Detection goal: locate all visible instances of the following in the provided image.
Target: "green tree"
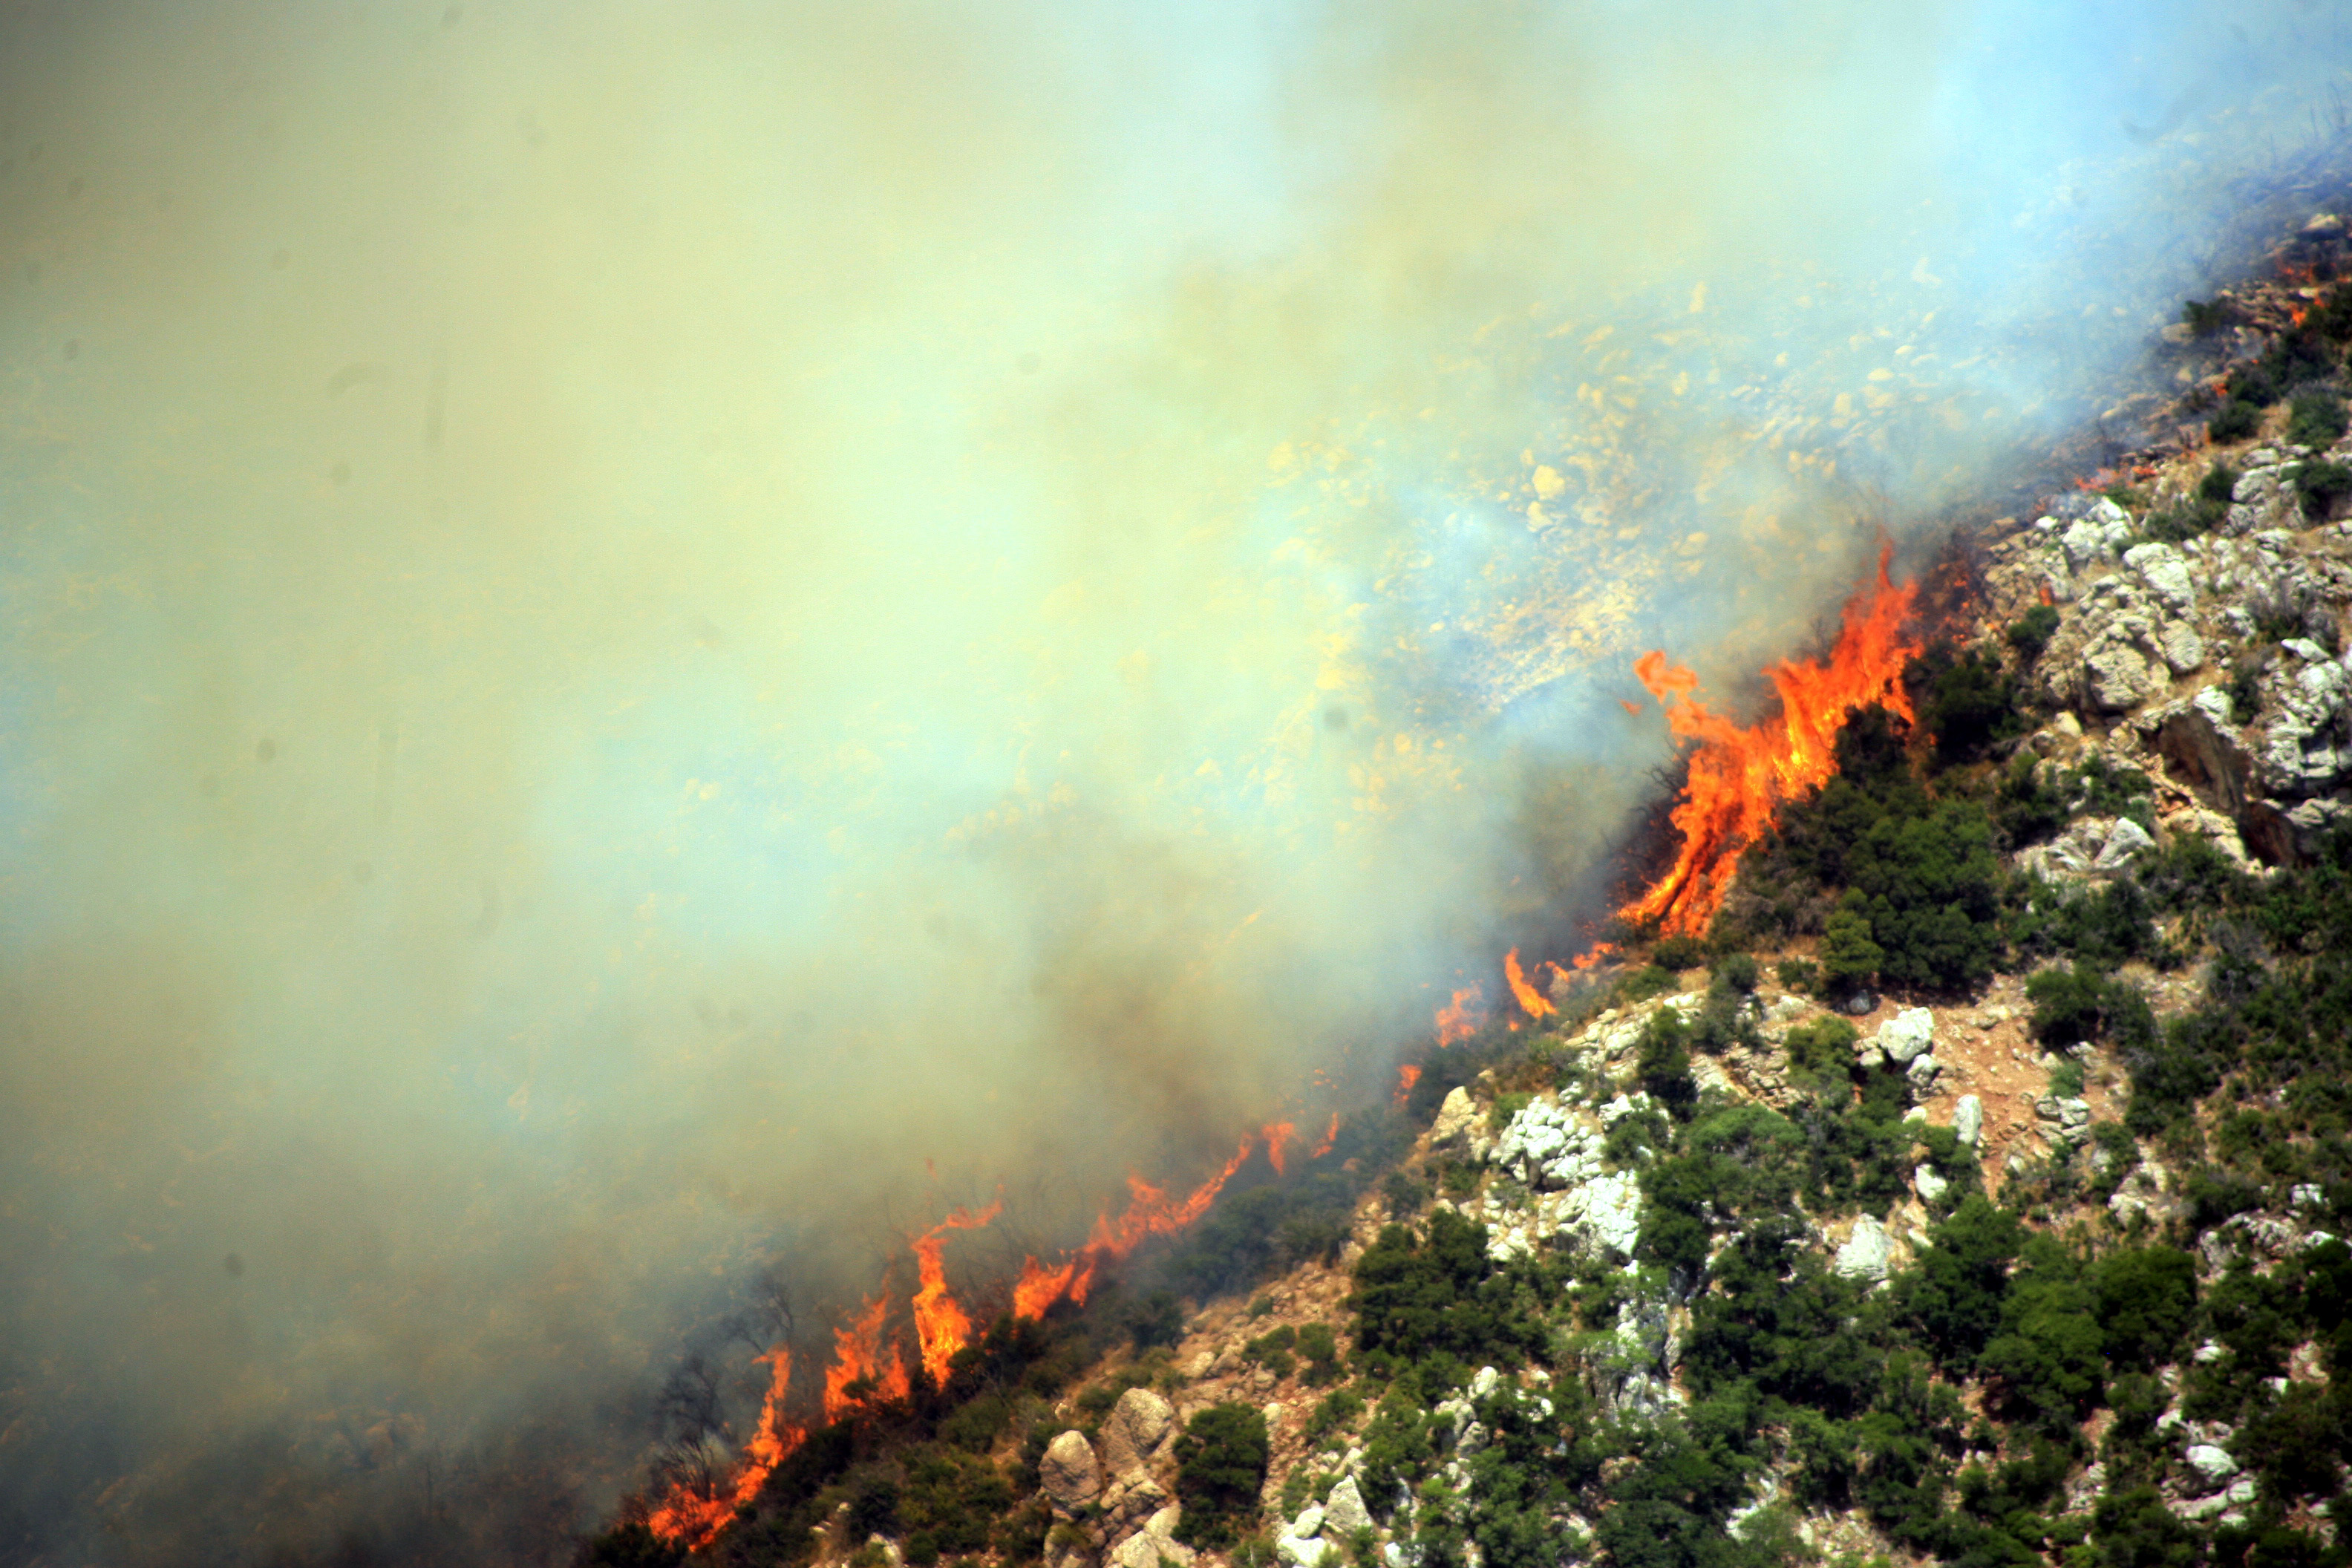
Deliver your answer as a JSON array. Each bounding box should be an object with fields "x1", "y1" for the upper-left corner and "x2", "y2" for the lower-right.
[
  {"x1": 1820, "y1": 893, "x2": 1884, "y2": 993},
  {"x1": 1173, "y1": 1404, "x2": 1270, "y2": 1549}
]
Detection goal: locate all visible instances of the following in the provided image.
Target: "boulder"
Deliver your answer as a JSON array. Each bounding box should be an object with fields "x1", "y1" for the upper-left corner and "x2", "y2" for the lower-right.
[
  {"x1": 1915, "y1": 1164, "x2": 1950, "y2": 1203},
  {"x1": 2082, "y1": 639, "x2": 2160, "y2": 712},
  {"x1": 1290, "y1": 1505, "x2": 1325, "y2": 1538},
  {"x1": 1835, "y1": 1215, "x2": 1893, "y2": 1281},
  {"x1": 2123, "y1": 541, "x2": 2196, "y2": 610},
  {"x1": 1876, "y1": 1007, "x2": 1936, "y2": 1065},
  {"x1": 2155, "y1": 621, "x2": 2207, "y2": 676},
  {"x1": 1428, "y1": 1086, "x2": 1479, "y2": 1149},
  {"x1": 2185, "y1": 1444, "x2": 2240, "y2": 1492},
  {"x1": 1039, "y1": 1429, "x2": 1102, "y2": 1510},
  {"x1": 2152, "y1": 697, "x2": 2254, "y2": 817},
  {"x1": 1108, "y1": 1507, "x2": 1195, "y2": 1568},
  {"x1": 1323, "y1": 1477, "x2": 1374, "y2": 1539},
  {"x1": 2093, "y1": 817, "x2": 2157, "y2": 872},
  {"x1": 1276, "y1": 1532, "x2": 1330, "y2": 1568},
  {"x1": 1100, "y1": 1387, "x2": 1175, "y2": 1474},
  {"x1": 1906, "y1": 1054, "x2": 1942, "y2": 1089},
  {"x1": 1954, "y1": 1095, "x2": 1984, "y2": 1147}
]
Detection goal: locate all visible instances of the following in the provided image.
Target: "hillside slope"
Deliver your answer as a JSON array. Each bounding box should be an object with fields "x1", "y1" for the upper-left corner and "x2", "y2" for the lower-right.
[{"x1": 589, "y1": 220, "x2": 2352, "y2": 1568}]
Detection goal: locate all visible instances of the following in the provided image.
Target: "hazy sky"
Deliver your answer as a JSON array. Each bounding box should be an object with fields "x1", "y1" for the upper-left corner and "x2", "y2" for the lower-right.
[{"x1": 0, "y1": 0, "x2": 2341, "y2": 1559}]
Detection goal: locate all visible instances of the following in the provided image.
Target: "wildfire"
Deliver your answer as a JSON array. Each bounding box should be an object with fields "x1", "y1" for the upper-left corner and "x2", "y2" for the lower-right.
[
  {"x1": 1503, "y1": 948, "x2": 1554, "y2": 1019},
  {"x1": 823, "y1": 1293, "x2": 909, "y2": 1423},
  {"x1": 1007, "y1": 1131, "x2": 1270, "y2": 1322},
  {"x1": 646, "y1": 1348, "x2": 803, "y2": 1549},
  {"x1": 1434, "y1": 984, "x2": 1485, "y2": 1045},
  {"x1": 1261, "y1": 1121, "x2": 1300, "y2": 1176},
  {"x1": 910, "y1": 1200, "x2": 1002, "y2": 1386},
  {"x1": 1312, "y1": 1111, "x2": 1339, "y2": 1160},
  {"x1": 1620, "y1": 548, "x2": 1921, "y2": 937},
  {"x1": 1394, "y1": 1062, "x2": 1422, "y2": 1108}
]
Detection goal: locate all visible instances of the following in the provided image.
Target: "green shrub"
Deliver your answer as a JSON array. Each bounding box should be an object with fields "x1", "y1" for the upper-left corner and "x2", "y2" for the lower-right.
[
  {"x1": 1618, "y1": 964, "x2": 1676, "y2": 1003},
  {"x1": 1636, "y1": 1007, "x2": 1699, "y2": 1121},
  {"x1": 2006, "y1": 604, "x2": 2062, "y2": 662},
  {"x1": 2025, "y1": 963, "x2": 2151, "y2": 1049},
  {"x1": 2287, "y1": 389, "x2": 2349, "y2": 448},
  {"x1": 1296, "y1": 1323, "x2": 1342, "y2": 1385},
  {"x1": 1348, "y1": 1209, "x2": 1544, "y2": 1369},
  {"x1": 1246, "y1": 1324, "x2": 1297, "y2": 1379},
  {"x1": 1898, "y1": 1196, "x2": 2023, "y2": 1364},
  {"x1": 2090, "y1": 1247, "x2": 2198, "y2": 1372},
  {"x1": 1302, "y1": 1385, "x2": 1364, "y2": 1443},
  {"x1": 1783, "y1": 1015, "x2": 1858, "y2": 1091},
  {"x1": 1652, "y1": 933, "x2": 1707, "y2": 970},
  {"x1": 1820, "y1": 894, "x2": 1884, "y2": 993},
  {"x1": 898, "y1": 1447, "x2": 1014, "y2": 1559},
  {"x1": 2209, "y1": 399, "x2": 2262, "y2": 442},
  {"x1": 2182, "y1": 298, "x2": 2227, "y2": 336},
  {"x1": 1713, "y1": 952, "x2": 1760, "y2": 993},
  {"x1": 1172, "y1": 1405, "x2": 1270, "y2": 1549},
  {"x1": 1382, "y1": 1169, "x2": 1431, "y2": 1218},
  {"x1": 1125, "y1": 1289, "x2": 1186, "y2": 1350},
  {"x1": 2293, "y1": 458, "x2": 2352, "y2": 517},
  {"x1": 1777, "y1": 956, "x2": 1819, "y2": 994},
  {"x1": 1910, "y1": 640, "x2": 2028, "y2": 765}
]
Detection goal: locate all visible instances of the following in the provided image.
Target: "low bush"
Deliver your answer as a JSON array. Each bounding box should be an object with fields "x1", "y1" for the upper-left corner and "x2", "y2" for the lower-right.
[
  {"x1": 2006, "y1": 604, "x2": 2062, "y2": 662},
  {"x1": 1173, "y1": 1404, "x2": 1270, "y2": 1549},
  {"x1": 2209, "y1": 399, "x2": 2262, "y2": 442}
]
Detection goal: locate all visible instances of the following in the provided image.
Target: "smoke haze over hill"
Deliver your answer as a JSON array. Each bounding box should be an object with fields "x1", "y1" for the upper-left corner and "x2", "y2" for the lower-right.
[{"x1": 0, "y1": 1, "x2": 2344, "y2": 1559}]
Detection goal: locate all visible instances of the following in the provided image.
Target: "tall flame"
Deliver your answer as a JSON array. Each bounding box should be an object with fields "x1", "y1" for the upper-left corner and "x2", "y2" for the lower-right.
[
  {"x1": 1312, "y1": 1111, "x2": 1339, "y2": 1160},
  {"x1": 823, "y1": 1293, "x2": 909, "y2": 1423},
  {"x1": 1394, "y1": 1062, "x2": 1422, "y2": 1108},
  {"x1": 646, "y1": 1348, "x2": 803, "y2": 1549},
  {"x1": 1010, "y1": 1132, "x2": 1264, "y2": 1322},
  {"x1": 910, "y1": 1200, "x2": 1002, "y2": 1387},
  {"x1": 1503, "y1": 948, "x2": 1554, "y2": 1019},
  {"x1": 1434, "y1": 984, "x2": 1485, "y2": 1045},
  {"x1": 1621, "y1": 549, "x2": 1921, "y2": 937},
  {"x1": 1261, "y1": 1121, "x2": 1299, "y2": 1176}
]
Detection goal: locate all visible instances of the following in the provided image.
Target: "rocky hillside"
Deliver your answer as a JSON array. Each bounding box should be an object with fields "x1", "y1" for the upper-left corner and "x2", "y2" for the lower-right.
[{"x1": 589, "y1": 221, "x2": 2352, "y2": 1568}]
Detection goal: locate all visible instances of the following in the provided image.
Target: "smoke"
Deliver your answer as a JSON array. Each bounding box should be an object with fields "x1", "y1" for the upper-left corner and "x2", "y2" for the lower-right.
[{"x1": 0, "y1": 0, "x2": 2341, "y2": 1558}]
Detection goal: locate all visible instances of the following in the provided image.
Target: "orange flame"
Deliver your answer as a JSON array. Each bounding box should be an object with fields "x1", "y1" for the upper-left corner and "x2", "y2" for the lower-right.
[
  {"x1": 1434, "y1": 984, "x2": 1485, "y2": 1045},
  {"x1": 647, "y1": 1348, "x2": 803, "y2": 1549},
  {"x1": 1570, "y1": 942, "x2": 1616, "y2": 971},
  {"x1": 1394, "y1": 1062, "x2": 1422, "y2": 1109},
  {"x1": 1013, "y1": 1254, "x2": 1085, "y2": 1320},
  {"x1": 1088, "y1": 1134, "x2": 1255, "y2": 1256},
  {"x1": 1010, "y1": 1134, "x2": 1261, "y2": 1322},
  {"x1": 1620, "y1": 548, "x2": 1920, "y2": 937},
  {"x1": 1503, "y1": 948, "x2": 1555, "y2": 1019},
  {"x1": 822, "y1": 1293, "x2": 909, "y2": 1423},
  {"x1": 1262, "y1": 1121, "x2": 1299, "y2": 1176},
  {"x1": 1312, "y1": 1111, "x2": 1339, "y2": 1160},
  {"x1": 910, "y1": 1200, "x2": 1002, "y2": 1387}
]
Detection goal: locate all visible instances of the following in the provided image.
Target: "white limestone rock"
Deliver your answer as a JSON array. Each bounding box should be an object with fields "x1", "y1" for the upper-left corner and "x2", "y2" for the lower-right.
[
  {"x1": 1954, "y1": 1095, "x2": 1984, "y2": 1146},
  {"x1": 1915, "y1": 1164, "x2": 1950, "y2": 1203},
  {"x1": 1835, "y1": 1215, "x2": 1894, "y2": 1281},
  {"x1": 2094, "y1": 816, "x2": 2157, "y2": 871},
  {"x1": 2124, "y1": 541, "x2": 2196, "y2": 610},
  {"x1": 1322, "y1": 1477, "x2": 1374, "y2": 1540},
  {"x1": 1876, "y1": 1007, "x2": 1936, "y2": 1065},
  {"x1": 1429, "y1": 1086, "x2": 1480, "y2": 1149},
  {"x1": 2185, "y1": 1444, "x2": 2240, "y2": 1491}
]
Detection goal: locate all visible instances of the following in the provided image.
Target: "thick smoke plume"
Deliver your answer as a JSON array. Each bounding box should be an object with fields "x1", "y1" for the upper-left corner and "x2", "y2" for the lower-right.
[{"x1": 0, "y1": 1, "x2": 2342, "y2": 1560}]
